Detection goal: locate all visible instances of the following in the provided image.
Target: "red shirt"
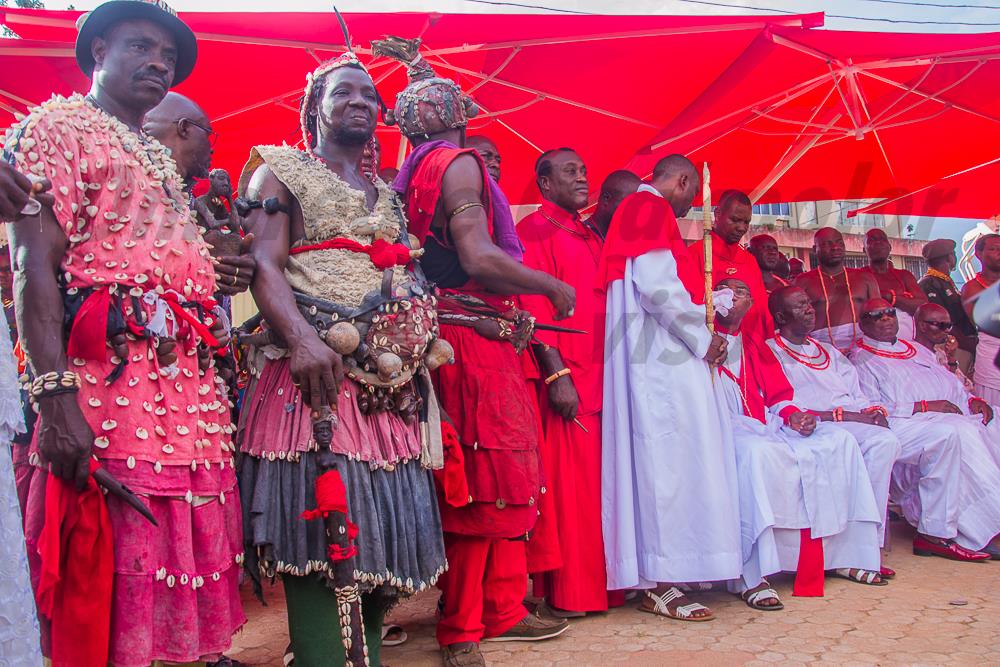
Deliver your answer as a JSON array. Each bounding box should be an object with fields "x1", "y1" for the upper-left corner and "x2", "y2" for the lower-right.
[
  {"x1": 688, "y1": 232, "x2": 774, "y2": 339},
  {"x1": 518, "y1": 200, "x2": 605, "y2": 415}
]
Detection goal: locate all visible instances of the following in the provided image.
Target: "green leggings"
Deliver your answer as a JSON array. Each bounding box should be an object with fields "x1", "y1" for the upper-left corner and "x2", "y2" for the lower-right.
[{"x1": 283, "y1": 575, "x2": 386, "y2": 667}]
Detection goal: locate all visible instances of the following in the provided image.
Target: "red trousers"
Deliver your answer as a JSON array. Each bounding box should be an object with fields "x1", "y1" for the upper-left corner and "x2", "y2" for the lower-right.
[{"x1": 437, "y1": 533, "x2": 529, "y2": 646}]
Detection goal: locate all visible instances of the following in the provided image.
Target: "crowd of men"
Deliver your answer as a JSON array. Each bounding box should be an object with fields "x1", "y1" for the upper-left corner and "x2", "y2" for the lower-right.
[{"x1": 1, "y1": 2, "x2": 1000, "y2": 666}]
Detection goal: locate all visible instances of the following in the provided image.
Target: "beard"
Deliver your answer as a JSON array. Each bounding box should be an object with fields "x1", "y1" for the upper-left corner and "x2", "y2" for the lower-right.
[{"x1": 332, "y1": 123, "x2": 374, "y2": 147}]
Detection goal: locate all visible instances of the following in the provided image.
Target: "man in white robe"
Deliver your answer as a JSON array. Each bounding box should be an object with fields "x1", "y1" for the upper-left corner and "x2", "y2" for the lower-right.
[
  {"x1": 714, "y1": 280, "x2": 883, "y2": 608},
  {"x1": 850, "y1": 297, "x2": 1000, "y2": 560},
  {"x1": 598, "y1": 155, "x2": 739, "y2": 621},
  {"x1": 768, "y1": 287, "x2": 980, "y2": 575}
]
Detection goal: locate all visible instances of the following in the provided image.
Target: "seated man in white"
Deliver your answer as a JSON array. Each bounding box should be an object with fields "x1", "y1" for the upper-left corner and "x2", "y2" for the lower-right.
[
  {"x1": 767, "y1": 286, "x2": 972, "y2": 573},
  {"x1": 714, "y1": 279, "x2": 885, "y2": 611},
  {"x1": 849, "y1": 297, "x2": 1000, "y2": 561}
]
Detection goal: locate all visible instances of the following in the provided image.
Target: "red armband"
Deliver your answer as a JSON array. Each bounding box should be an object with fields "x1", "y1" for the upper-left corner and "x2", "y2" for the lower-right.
[{"x1": 862, "y1": 405, "x2": 889, "y2": 420}]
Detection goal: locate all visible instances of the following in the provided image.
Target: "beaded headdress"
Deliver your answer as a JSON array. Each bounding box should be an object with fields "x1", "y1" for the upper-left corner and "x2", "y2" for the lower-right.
[
  {"x1": 299, "y1": 51, "x2": 371, "y2": 151},
  {"x1": 371, "y1": 36, "x2": 480, "y2": 139}
]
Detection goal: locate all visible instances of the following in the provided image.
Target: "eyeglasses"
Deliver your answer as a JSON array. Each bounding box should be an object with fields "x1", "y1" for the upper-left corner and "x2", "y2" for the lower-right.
[
  {"x1": 925, "y1": 320, "x2": 953, "y2": 331},
  {"x1": 178, "y1": 118, "x2": 218, "y2": 147},
  {"x1": 862, "y1": 307, "x2": 897, "y2": 320}
]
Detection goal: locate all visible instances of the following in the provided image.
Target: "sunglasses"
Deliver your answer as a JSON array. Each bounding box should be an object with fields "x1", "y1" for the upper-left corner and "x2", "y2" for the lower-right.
[
  {"x1": 925, "y1": 320, "x2": 953, "y2": 331},
  {"x1": 178, "y1": 118, "x2": 219, "y2": 147},
  {"x1": 862, "y1": 307, "x2": 897, "y2": 320}
]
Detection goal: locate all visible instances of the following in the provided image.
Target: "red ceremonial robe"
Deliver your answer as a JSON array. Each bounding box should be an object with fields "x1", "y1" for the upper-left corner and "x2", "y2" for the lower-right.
[
  {"x1": 401, "y1": 146, "x2": 541, "y2": 538},
  {"x1": 716, "y1": 327, "x2": 799, "y2": 425},
  {"x1": 519, "y1": 200, "x2": 610, "y2": 612},
  {"x1": 596, "y1": 189, "x2": 701, "y2": 296},
  {"x1": 688, "y1": 232, "x2": 774, "y2": 340},
  {"x1": 518, "y1": 343, "x2": 560, "y2": 574},
  {"x1": 399, "y1": 146, "x2": 542, "y2": 646}
]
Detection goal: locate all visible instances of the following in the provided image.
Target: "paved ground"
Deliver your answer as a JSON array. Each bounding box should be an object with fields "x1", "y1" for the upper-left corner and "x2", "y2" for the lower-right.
[{"x1": 229, "y1": 520, "x2": 1000, "y2": 666}]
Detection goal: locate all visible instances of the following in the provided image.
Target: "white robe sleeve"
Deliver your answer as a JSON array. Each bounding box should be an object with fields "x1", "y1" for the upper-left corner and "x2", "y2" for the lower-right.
[
  {"x1": 855, "y1": 359, "x2": 911, "y2": 418},
  {"x1": 834, "y1": 350, "x2": 878, "y2": 410},
  {"x1": 633, "y1": 250, "x2": 712, "y2": 359}
]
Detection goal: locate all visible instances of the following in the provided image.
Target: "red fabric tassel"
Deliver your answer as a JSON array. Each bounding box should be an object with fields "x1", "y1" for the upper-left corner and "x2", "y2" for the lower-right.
[
  {"x1": 13, "y1": 339, "x2": 26, "y2": 374},
  {"x1": 300, "y1": 470, "x2": 359, "y2": 563},
  {"x1": 434, "y1": 421, "x2": 471, "y2": 508},
  {"x1": 793, "y1": 528, "x2": 825, "y2": 597},
  {"x1": 65, "y1": 288, "x2": 112, "y2": 362},
  {"x1": 159, "y1": 292, "x2": 220, "y2": 347},
  {"x1": 289, "y1": 237, "x2": 414, "y2": 270},
  {"x1": 328, "y1": 544, "x2": 358, "y2": 561},
  {"x1": 36, "y1": 460, "x2": 114, "y2": 667}
]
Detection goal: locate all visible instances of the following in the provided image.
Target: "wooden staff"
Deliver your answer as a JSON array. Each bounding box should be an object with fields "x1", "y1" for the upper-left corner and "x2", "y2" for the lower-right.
[
  {"x1": 313, "y1": 408, "x2": 370, "y2": 667},
  {"x1": 702, "y1": 163, "x2": 715, "y2": 382},
  {"x1": 703, "y1": 162, "x2": 714, "y2": 331}
]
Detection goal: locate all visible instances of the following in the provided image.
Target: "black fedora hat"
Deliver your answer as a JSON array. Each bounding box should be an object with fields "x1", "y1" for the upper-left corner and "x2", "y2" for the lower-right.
[{"x1": 75, "y1": 0, "x2": 197, "y2": 86}]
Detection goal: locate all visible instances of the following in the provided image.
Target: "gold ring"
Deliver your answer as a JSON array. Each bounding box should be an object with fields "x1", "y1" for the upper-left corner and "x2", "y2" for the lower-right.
[
  {"x1": 231, "y1": 274, "x2": 238, "y2": 286},
  {"x1": 235, "y1": 267, "x2": 240, "y2": 279}
]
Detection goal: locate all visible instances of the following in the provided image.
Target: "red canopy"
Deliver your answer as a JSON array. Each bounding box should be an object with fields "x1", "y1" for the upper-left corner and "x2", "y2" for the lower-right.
[
  {"x1": 624, "y1": 26, "x2": 1000, "y2": 208},
  {"x1": 848, "y1": 156, "x2": 1000, "y2": 220},
  {"x1": 3, "y1": 10, "x2": 998, "y2": 211},
  {"x1": 0, "y1": 9, "x2": 823, "y2": 204}
]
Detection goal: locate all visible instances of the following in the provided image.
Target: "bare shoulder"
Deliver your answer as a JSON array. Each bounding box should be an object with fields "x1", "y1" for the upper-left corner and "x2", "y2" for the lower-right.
[
  {"x1": 442, "y1": 153, "x2": 484, "y2": 186},
  {"x1": 245, "y1": 163, "x2": 289, "y2": 201},
  {"x1": 961, "y1": 279, "x2": 984, "y2": 301},
  {"x1": 795, "y1": 269, "x2": 820, "y2": 291},
  {"x1": 852, "y1": 267, "x2": 881, "y2": 287},
  {"x1": 896, "y1": 266, "x2": 922, "y2": 287},
  {"x1": 441, "y1": 154, "x2": 485, "y2": 213}
]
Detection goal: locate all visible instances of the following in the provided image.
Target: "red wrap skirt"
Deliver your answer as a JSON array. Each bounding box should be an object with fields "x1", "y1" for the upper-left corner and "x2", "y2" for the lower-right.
[{"x1": 433, "y1": 323, "x2": 542, "y2": 539}]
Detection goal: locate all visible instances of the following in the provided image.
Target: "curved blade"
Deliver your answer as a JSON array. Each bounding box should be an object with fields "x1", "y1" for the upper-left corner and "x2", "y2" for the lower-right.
[{"x1": 92, "y1": 467, "x2": 158, "y2": 526}]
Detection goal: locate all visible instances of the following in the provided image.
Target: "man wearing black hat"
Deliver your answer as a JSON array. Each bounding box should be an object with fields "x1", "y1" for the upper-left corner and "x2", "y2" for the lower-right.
[
  {"x1": 918, "y1": 238, "x2": 977, "y2": 370},
  {"x1": 3, "y1": 2, "x2": 245, "y2": 665}
]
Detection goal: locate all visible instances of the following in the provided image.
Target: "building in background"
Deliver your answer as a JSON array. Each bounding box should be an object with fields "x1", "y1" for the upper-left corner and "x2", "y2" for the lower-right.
[{"x1": 677, "y1": 198, "x2": 928, "y2": 277}]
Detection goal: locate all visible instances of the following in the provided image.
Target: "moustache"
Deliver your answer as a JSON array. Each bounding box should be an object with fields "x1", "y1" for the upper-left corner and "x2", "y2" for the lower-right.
[{"x1": 134, "y1": 72, "x2": 168, "y2": 88}]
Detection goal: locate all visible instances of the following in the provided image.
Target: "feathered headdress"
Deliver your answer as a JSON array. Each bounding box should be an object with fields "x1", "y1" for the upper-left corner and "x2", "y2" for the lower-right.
[{"x1": 300, "y1": 9, "x2": 383, "y2": 152}]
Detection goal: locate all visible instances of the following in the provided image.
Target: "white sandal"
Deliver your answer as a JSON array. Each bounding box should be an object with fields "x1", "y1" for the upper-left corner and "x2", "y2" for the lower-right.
[
  {"x1": 381, "y1": 623, "x2": 408, "y2": 646},
  {"x1": 678, "y1": 582, "x2": 714, "y2": 593},
  {"x1": 638, "y1": 587, "x2": 715, "y2": 622},
  {"x1": 833, "y1": 568, "x2": 888, "y2": 586},
  {"x1": 741, "y1": 585, "x2": 784, "y2": 611}
]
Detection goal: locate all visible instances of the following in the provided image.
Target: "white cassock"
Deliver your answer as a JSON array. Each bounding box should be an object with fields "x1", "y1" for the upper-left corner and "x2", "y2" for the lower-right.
[
  {"x1": 718, "y1": 333, "x2": 881, "y2": 591},
  {"x1": 850, "y1": 336, "x2": 1000, "y2": 550},
  {"x1": 602, "y1": 249, "x2": 742, "y2": 589},
  {"x1": 767, "y1": 336, "x2": 901, "y2": 546}
]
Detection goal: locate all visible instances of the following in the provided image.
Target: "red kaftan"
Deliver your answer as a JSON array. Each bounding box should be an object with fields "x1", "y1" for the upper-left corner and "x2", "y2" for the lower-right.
[{"x1": 518, "y1": 200, "x2": 610, "y2": 612}]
